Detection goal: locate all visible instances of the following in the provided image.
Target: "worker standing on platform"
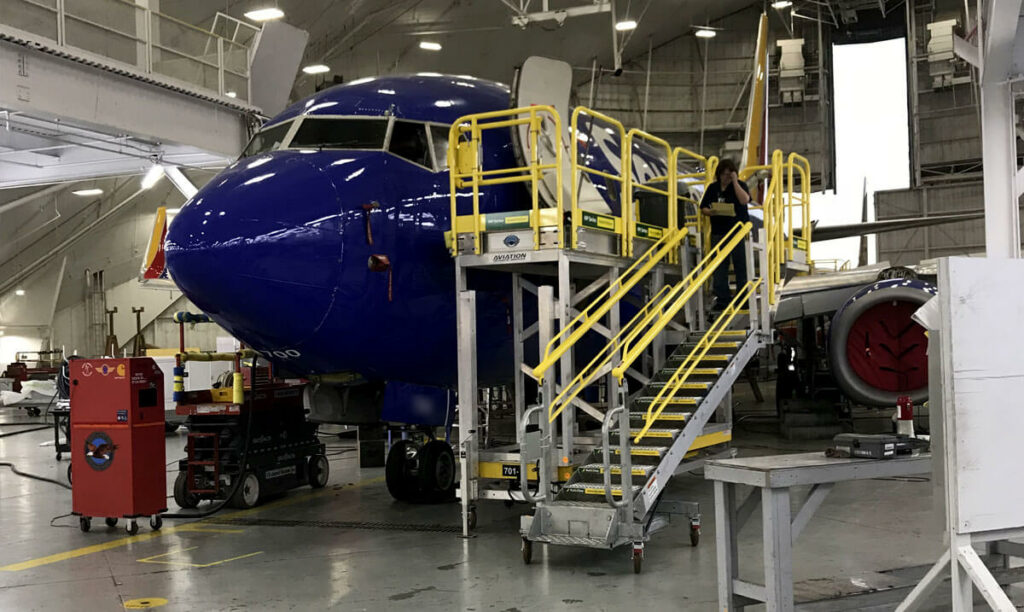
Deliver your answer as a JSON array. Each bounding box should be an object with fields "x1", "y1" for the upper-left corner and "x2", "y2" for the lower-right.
[{"x1": 699, "y1": 158, "x2": 752, "y2": 312}]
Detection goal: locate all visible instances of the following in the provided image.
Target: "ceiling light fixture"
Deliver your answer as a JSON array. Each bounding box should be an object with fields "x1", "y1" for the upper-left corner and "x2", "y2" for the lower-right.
[
  {"x1": 225, "y1": 91, "x2": 238, "y2": 98},
  {"x1": 15, "y1": 289, "x2": 25, "y2": 296},
  {"x1": 141, "y1": 164, "x2": 165, "y2": 190},
  {"x1": 419, "y1": 41, "x2": 442, "y2": 51},
  {"x1": 244, "y1": 8, "x2": 284, "y2": 22},
  {"x1": 695, "y1": 28, "x2": 716, "y2": 39},
  {"x1": 302, "y1": 64, "x2": 330, "y2": 75},
  {"x1": 615, "y1": 20, "x2": 638, "y2": 31},
  {"x1": 72, "y1": 188, "x2": 103, "y2": 197},
  {"x1": 771, "y1": 0, "x2": 793, "y2": 8}
]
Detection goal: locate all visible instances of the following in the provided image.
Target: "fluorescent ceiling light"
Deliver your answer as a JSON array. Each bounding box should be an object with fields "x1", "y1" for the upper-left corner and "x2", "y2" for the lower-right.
[
  {"x1": 695, "y1": 28, "x2": 716, "y2": 39},
  {"x1": 772, "y1": 0, "x2": 792, "y2": 8},
  {"x1": 72, "y1": 188, "x2": 103, "y2": 197},
  {"x1": 15, "y1": 289, "x2": 25, "y2": 296},
  {"x1": 141, "y1": 164, "x2": 165, "y2": 190},
  {"x1": 615, "y1": 20, "x2": 637, "y2": 31},
  {"x1": 244, "y1": 8, "x2": 283, "y2": 22},
  {"x1": 225, "y1": 91, "x2": 238, "y2": 98},
  {"x1": 302, "y1": 64, "x2": 330, "y2": 75},
  {"x1": 419, "y1": 41, "x2": 442, "y2": 51}
]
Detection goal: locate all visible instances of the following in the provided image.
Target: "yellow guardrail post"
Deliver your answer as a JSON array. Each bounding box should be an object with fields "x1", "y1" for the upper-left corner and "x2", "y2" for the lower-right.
[
  {"x1": 623, "y1": 129, "x2": 674, "y2": 258},
  {"x1": 570, "y1": 108, "x2": 627, "y2": 251},
  {"x1": 528, "y1": 110, "x2": 541, "y2": 251}
]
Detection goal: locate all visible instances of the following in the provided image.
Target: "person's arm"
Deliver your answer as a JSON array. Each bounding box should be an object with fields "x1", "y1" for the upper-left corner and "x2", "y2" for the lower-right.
[
  {"x1": 699, "y1": 185, "x2": 715, "y2": 216},
  {"x1": 732, "y1": 177, "x2": 751, "y2": 205}
]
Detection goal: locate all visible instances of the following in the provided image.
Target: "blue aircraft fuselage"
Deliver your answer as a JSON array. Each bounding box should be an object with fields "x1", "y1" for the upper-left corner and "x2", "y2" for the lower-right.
[{"x1": 165, "y1": 75, "x2": 523, "y2": 386}]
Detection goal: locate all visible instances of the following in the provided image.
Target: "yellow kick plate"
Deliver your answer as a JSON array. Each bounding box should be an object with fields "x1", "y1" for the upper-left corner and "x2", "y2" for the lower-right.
[{"x1": 477, "y1": 461, "x2": 575, "y2": 482}]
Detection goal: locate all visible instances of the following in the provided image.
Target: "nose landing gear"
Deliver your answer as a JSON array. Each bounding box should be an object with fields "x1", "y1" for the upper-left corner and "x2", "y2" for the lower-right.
[{"x1": 385, "y1": 437, "x2": 456, "y2": 503}]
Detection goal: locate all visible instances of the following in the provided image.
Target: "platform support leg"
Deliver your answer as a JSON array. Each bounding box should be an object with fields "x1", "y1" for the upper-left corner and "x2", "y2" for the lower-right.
[
  {"x1": 457, "y1": 290, "x2": 478, "y2": 537},
  {"x1": 715, "y1": 480, "x2": 740, "y2": 611},
  {"x1": 762, "y1": 486, "x2": 794, "y2": 611}
]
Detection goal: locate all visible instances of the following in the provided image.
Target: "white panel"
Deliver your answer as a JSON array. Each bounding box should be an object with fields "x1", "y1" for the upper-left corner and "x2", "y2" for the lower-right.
[
  {"x1": 249, "y1": 21, "x2": 309, "y2": 116},
  {"x1": 941, "y1": 257, "x2": 1024, "y2": 533}
]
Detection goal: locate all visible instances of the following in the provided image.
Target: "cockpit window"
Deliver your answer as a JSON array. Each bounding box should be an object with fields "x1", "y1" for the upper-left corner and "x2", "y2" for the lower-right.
[
  {"x1": 241, "y1": 121, "x2": 292, "y2": 158},
  {"x1": 388, "y1": 121, "x2": 431, "y2": 167},
  {"x1": 290, "y1": 118, "x2": 387, "y2": 150},
  {"x1": 430, "y1": 125, "x2": 450, "y2": 171}
]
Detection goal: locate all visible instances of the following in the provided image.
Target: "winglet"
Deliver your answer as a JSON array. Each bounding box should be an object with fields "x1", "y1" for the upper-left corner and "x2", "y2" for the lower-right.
[{"x1": 741, "y1": 13, "x2": 769, "y2": 172}]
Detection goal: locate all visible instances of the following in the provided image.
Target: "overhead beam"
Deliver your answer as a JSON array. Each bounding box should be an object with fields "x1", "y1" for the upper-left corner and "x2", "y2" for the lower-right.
[{"x1": 0, "y1": 183, "x2": 64, "y2": 216}]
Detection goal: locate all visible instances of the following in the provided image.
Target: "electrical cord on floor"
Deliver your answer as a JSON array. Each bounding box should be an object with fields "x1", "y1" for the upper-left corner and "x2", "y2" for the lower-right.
[
  {"x1": 158, "y1": 358, "x2": 259, "y2": 520},
  {"x1": 0, "y1": 461, "x2": 71, "y2": 490},
  {"x1": 0, "y1": 421, "x2": 50, "y2": 426},
  {"x1": 49, "y1": 512, "x2": 76, "y2": 528},
  {"x1": 0, "y1": 425, "x2": 52, "y2": 438}
]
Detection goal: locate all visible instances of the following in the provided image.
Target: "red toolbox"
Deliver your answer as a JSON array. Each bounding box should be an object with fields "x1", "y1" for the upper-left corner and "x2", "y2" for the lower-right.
[{"x1": 69, "y1": 357, "x2": 167, "y2": 534}]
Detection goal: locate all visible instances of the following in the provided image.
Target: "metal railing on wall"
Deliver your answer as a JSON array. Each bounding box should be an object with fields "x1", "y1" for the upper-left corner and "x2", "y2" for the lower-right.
[{"x1": 1, "y1": 0, "x2": 257, "y2": 101}]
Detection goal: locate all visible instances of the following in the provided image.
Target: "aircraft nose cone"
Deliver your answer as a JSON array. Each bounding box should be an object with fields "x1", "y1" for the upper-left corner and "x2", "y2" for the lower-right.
[{"x1": 166, "y1": 152, "x2": 344, "y2": 348}]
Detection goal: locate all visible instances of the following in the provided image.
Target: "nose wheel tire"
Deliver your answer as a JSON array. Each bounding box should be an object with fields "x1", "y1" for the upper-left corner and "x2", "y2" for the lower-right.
[
  {"x1": 417, "y1": 440, "x2": 456, "y2": 503},
  {"x1": 385, "y1": 440, "x2": 418, "y2": 501},
  {"x1": 230, "y1": 471, "x2": 261, "y2": 509},
  {"x1": 307, "y1": 454, "x2": 329, "y2": 489}
]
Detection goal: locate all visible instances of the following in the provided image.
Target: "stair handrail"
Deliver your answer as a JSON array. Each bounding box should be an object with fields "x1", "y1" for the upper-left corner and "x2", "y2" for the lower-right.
[
  {"x1": 532, "y1": 229, "x2": 685, "y2": 382},
  {"x1": 611, "y1": 222, "x2": 753, "y2": 380},
  {"x1": 546, "y1": 283, "x2": 675, "y2": 423},
  {"x1": 633, "y1": 279, "x2": 760, "y2": 443},
  {"x1": 600, "y1": 404, "x2": 631, "y2": 508}
]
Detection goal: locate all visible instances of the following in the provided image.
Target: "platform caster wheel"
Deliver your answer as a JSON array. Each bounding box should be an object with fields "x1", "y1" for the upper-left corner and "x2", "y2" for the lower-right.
[
  {"x1": 150, "y1": 516, "x2": 162, "y2": 531},
  {"x1": 690, "y1": 525, "x2": 701, "y2": 547},
  {"x1": 307, "y1": 454, "x2": 329, "y2": 489},
  {"x1": 173, "y1": 471, "x2": 199, "y2": 509},
  {"x1": 105, "y1": 517, "x2": 118, "y2": 527},
  {"x1": 467, "y1": 506, "x2": 478, "y2": 531},
  {"x1": 126, "y1": 520, "x2": 139, "y2": 536},
  {"x1": 522, "y1": 538, "x2": 533, "y2": 565},
  {"x1": 632, "y1": 546, "x2": 644, "y2": 574},
  {"x1": 79, "y1": 517, "x2": 91, "y2": 532},
  {"x1": 56, "y1": 452, "x2": 62, "y2": 461},
  {"x1": 230, "y1": 471, "x2": 261, "y2": 509},
  {"x1": 67, "y1": 464, "x2": 72, "y2": 485}
]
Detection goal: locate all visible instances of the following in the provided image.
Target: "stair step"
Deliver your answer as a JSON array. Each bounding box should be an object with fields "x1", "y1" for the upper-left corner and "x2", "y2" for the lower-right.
[
  {"x1": 646, "y1": 381, "x2": 710, "y2": 391},
  {"x1": 634, "y1": 396, "x2": 701, "y2": 406},
  {"x1": 668, "y1": 354, "x2": 731, "y2": 363},
  {"x1": 655, "y1": 367, "x2": 722, "y2": 378},
  {"x1": 629, "y1": 410, "x2": 690, "y2": 422},
  {"x1": 561, "y1": 482, "x2": 641, "y2": 498},
  {"x1": 625, "y1": 428, "x2": 679, "y2": 439},
  {"x1": 616, "y1": 446, "x2": 668, "y2": 458},
  {"x1": 717, "y1": 330, "x2": 748, "y2": 337},
  {"x1": 678, "y1": 341, "x2": 740, "y2": 351},
  {"x1": 578, "y1": 463, "x2": 656, "y2": 477}
]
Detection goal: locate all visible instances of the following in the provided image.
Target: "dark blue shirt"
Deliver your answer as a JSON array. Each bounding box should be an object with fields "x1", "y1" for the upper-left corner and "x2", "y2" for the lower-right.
[{"x1": 700, "y1": 180, "x2": 751, "y2": 235}]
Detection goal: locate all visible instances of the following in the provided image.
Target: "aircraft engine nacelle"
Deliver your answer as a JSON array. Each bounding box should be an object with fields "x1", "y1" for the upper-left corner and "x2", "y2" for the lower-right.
[{"x1": 827, "y1": 278, "x2": 937, "y2": 407}]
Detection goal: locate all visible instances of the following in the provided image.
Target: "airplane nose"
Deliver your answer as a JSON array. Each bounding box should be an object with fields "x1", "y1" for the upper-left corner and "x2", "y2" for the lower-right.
[{"x1": 165, "y1": 152, "x2": 345, "y2": 348}]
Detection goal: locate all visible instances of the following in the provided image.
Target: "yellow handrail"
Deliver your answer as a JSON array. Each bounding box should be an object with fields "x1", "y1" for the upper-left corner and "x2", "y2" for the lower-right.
[
  {"x1": 571, "y1": 108, "x2": 628, "y2": 252},
  {"x1": 633, "y1": 279, "x2": 759, "y2": 442},
  {"x1": 624, "y1": 129, "x2": 675, "y2": 257},
  {"x1": 546, "y1": 283, "x2": 674, "y2": 423},
  {"x1": 447, "y1": 105, "x2": 563, "y2": 255},
  {"x1": 611, "y1": 221, "x2": 753, "y2": 380},
  {"x1": 533, "y1": 229, "x2": 685, "y2": 381}
]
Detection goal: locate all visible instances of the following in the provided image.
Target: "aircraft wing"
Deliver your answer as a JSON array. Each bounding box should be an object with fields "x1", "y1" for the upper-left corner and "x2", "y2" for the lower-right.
[{"x1": 798, "y1": 210, "x2": 986, "y2": 242}]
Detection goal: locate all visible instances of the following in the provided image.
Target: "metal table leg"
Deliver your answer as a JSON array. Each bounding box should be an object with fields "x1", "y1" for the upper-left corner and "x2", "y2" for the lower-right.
[
  {"x1": 715, "y1": 480, "x2": 740, "y2": 610},
  {"x1": 762, "y1": 486, "x2": 794, "y2": 611}
]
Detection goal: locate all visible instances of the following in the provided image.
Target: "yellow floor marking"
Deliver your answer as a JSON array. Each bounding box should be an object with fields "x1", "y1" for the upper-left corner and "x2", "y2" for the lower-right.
[
  {"x1": 123, "y1": 597, "x2": 169, "y2": 609},
  {"x1": 137, "y1": 547, "x2": 264, "y2": 568},
  {"x1": 0, "y1": 475, "x2": 385, "y2": 572},
  {"x1": 174, "y1": 525, "x2": 246, "y2": 534}
]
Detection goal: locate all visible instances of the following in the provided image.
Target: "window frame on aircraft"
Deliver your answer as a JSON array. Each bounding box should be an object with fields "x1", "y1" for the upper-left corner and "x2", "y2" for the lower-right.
[
  {"x1": 240, "y1": 119, "x2": 294, "y2": 158},
  {"x1": 425, "y1": 124, "x2": 451, "y2": 172},
  {"x1": 287, "y1": 115, "x2": 390, "y2": 151}
]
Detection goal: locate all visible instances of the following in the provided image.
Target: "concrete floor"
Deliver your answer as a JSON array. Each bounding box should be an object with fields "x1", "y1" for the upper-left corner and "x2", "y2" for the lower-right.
[{"x1": 1, "y1": 404, "x2": 1022, "y2": 611}]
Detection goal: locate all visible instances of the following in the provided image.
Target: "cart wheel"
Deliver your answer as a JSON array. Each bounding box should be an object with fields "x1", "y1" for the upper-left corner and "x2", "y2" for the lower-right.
[
  {"x1": 468, "y1": 506, "x2": 478, "y2": 531},
  {"x1": 230, "y1": 471, "x2": 261, "y2": 509},
  {"x1": 173, "y1": 472, "x2": 199, "y2": 509},
  {"x1": 126, "y1": 520, "x2": 139, "y2": 536},
  {"x1": 56, "y1": 452, "x2": 62, "y2": 461},
  {"x1": 632, "y1": 546, "x2": 644, "y2": 574},
  {"x1": 105, "y1": 517, "x2": 118, "y2": 527},
  {"x1": 522, "y1": 538, "x2": 533, "y2": 565},
  {"x1": 79, "y1": 517, "x2": 91, "y2": 532},
  {"x1": 67, "y1": 464, "x2": 72, "y2": 485},
  {"x1": 307, "y1": 454, "x2": 329, "y2": 489},
  {"x1": 150, "y1": 516, "x2": 163, "y2": 531},
  {"x1": 690, "y1": 525, "x2": 701, "y2": 547}
]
